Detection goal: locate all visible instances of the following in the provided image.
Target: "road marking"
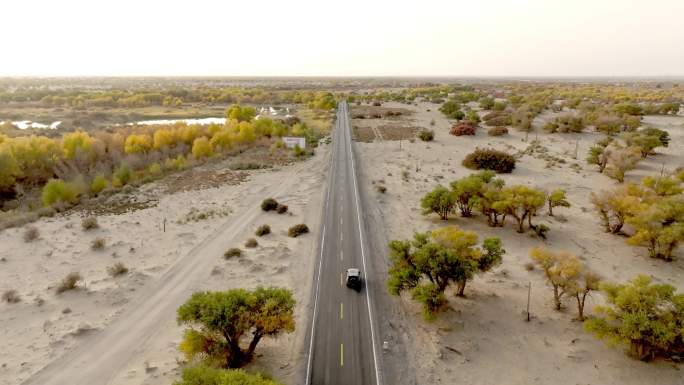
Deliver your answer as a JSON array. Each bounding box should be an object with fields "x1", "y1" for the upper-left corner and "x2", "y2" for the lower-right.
[
  {"x1": 346, "y1": 101, "x2": 382, "y2": 385},
  {"x1": 340, "y1": 343, "x2": 344, "y2": 367},
  {"x1": 305, "y1": 224, "x2": 326, "y2": 385},
  {"x1": 340, "y1": 250, "x2": 343, "y2": 260},
  {"x1": 340, "y1": 217, "x2": 343, "y2": 226},
  {"x1": 340, "y1": 302, "x2": 344, "y2": 319},
  {"x1": 340, "y1": 272, "x2": 343, "y2": 287},
  {"x1": 340, "y1": 232, "x2": 343, "y2": 242}
]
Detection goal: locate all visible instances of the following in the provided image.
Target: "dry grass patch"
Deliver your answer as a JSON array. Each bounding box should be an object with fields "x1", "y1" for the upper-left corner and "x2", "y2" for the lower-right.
[
  {"x1": 107, "y1": 262, "x2": 129, "y2": 277},
  {"x1": 2, "y1": 289, "x2": 21, "y2": 304},
  {"x1": 23, "y1": 226, "x2": 40, "y2": 242},
  {"x1": 81, "y1": 216, "x2": 99, "y2": 231},
  {"x1": 56, "y1": 272, "x2": 82, "y2": 294},
  {"x1": 255, "y1": 224, "x2": 271, "y2": 237},
  {"x1": 245, "y1": 238, "x2": 258, "y2": 248},
  {"x1": 91, "y1": 237, "x2": 106, "y2": 250},
  {"x1": 288, "y1": 224, "x2": 309, "y2": 238},
  {"x1": 224, "y1": 248, "x2": 242, "y2": 259}
]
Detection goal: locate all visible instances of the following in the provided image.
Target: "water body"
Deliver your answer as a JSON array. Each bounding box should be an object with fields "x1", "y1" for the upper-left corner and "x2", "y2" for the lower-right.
[{"x1": 0, "y1": 121, "x2": 62, "y2": 130}]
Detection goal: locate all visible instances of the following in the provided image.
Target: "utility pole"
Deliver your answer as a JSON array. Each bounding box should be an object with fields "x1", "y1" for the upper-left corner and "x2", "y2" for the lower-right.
[{"x1": 526, "y1": 281, "x2": 531, "y2": 322}]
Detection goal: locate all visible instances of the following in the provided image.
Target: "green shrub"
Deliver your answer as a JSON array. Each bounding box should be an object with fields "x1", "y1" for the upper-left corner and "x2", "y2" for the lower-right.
[
  {"x1": 261, "y1": 198, "x2": 278, "y2": 211},
  {"x1": 56, "y1": 272, "x2": 82, "y2": 294},
  {"x1": 255, "y1": 224, "x2": 271, "y2": 236},
  {"x1": 293, "y1": 144, "x2": 306, "y2": 157},
  {"x1": 113, "y1": 163, "x2": 132, "y2": 187},
  {"x1": 288, "y1": 224, "x2": 309, "y2": 237},
  {"x1": 90, "y1": 175, "x2": 108, "y2": 195},
  {"x1": 462, "y1": 148, "x2": 516, "y2": 173},
  {"x1": 418, "y1": 129, "x2": 434, "y2": 141},
  {"x1": 175, "y1": 365, "x2": 282, "y2": 385},
  {"x1": 224, "y1": 248, "x2": 242, "y2": 259},
  {"x1": 42, "y1": 179, "x2": 79, "y2": 206}
]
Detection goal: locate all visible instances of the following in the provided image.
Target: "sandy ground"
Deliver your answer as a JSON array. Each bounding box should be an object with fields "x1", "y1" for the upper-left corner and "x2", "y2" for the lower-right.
[
  {"x1": 0, "y1": 145, "x2": 329, "y2": 385},
  {"x1": 354, "y1": 101, "x2": 684, "y2": 385}
]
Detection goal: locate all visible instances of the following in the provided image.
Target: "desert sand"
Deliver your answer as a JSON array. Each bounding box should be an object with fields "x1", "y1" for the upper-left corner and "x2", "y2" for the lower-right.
[{"x1": 355, "y1": 101, "x2": 684, "y2": 385}]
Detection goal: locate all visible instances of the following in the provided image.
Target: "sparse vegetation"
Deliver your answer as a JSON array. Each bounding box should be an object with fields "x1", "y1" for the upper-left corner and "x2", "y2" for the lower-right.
[
  {"x1": 261, "y1": 198, "x2": 279, "y2": 212},
  {"x1": 2, "y1": 289, "x2": 21, "y2": 304},
  {"x1": 245, "y1": 238, "x2": 258, "y2": 248},
  {"x1": 107, "y1": 262, "x2": 129, "y2": 277},
  {"x1": 288, "y1": 224, "x2": 309, "y2": 237},
  {"x1": 276, "y1": 204, "x2": 288, "y2": 214},
  {"x1": 224, "y1": 248, "x2": 242, "y2": 259},
  {"x1": 487, "y1": 126, "x2": 508, "y2": 136},
  {"x1": 255, "y1": 225, "x2": 271, "y2": 237},
  {"x1": 91, "y1": 237, "x2": 106, "y2": 250},
  {"x1": 547, "y1": 189, "x2": 570, "y2": 216},
  {"x1": 418, "y1": 129, "x2": 434, "y2": 142},
  {"x1": 175, "y1": 365, "x2": 282, "y2": 385},
  {"x1": 450, "y1": 121, "x2": 477, "y2": 136},
  {"x1": 23, "y1": 226, "x2": 39, "y2": 242},
  {"x1": 56, "y1": 272, "x2": 82, "y2": 294},
  {"x1": 81, "y1": 216, "x2": 99, "y2": 231}
]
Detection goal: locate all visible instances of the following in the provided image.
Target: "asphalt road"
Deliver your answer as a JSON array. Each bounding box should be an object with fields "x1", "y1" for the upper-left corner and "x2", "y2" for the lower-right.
[{"x1": 305, "y1": 101, "x2": 382, "y2": 385}]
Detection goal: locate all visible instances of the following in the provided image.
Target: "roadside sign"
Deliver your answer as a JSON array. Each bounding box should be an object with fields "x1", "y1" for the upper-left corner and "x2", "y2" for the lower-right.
[{"x1": 282, "y1": 136, "x2": 306, "y2": 149}]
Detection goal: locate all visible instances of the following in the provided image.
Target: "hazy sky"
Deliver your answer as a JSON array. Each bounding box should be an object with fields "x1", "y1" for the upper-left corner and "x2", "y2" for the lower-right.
[{"x1": 2, "y1": 0, "x2": 683, "y2": 77}]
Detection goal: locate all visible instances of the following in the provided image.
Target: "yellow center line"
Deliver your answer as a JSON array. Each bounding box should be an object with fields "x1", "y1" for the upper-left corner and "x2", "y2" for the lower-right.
[
  {"x1": 340, "y1": 272, "x2": 343, "y2": 286},
  {"x1": 340, "y1": 343, "x2": 344, "y2": 367},
  {"x1": 340, "y1": 302, "x2": 344, "y2": 319}
]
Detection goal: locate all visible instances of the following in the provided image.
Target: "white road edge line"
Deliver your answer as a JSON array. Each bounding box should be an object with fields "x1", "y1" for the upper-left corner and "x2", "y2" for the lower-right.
[{"x1": 347, "y1": 102, "x2": 382, "y2": 385}]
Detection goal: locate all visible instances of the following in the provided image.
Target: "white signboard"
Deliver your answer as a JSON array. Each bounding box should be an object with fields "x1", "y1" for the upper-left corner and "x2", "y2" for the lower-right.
[{"x1": 282, "y1": 136, "x2": 306, "y2": 149}]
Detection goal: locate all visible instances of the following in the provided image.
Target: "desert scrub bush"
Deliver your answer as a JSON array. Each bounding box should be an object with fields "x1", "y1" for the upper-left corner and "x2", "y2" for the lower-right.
[
  {"x1": 175, "y1": 365, "x2": 282, "y2": 385},
  {"x1": 487, "y1": 126, "x2": 508, "y2": 136},
  {"x1": 293, "y1": 144, "x2": 306, "y2": 157},
  {"x1": 547, "y1": 189, "x2": 570, "y2": 216},
  {"x1": 2, "y1": 289, "x2": 20, "y2": 304},
  {"x1": 90, "y1": 175, "x2": 108, "y2": 195},
  {"x1": 107, "y1": 262, "x2": 129, "y2": 277},
  {"x1": 288, "y1": 224, "x2": 309, "y2": 237},
  {"x1": 462, "y1": 148, "x2": 516, "y2": 173},
  {"x1": 261, "y1": 198, "x2": 278, "y2": 211},
  {"x1": 112, "y1": 163, "x2": 132, "y2": 187},
  {"x1": 530, "y1": 247, "x2": 600, "y2": 319},
  {"x1": 91, "y1": 237, "x2": 106, "y2": 250},
  {"x1": 276, "y1": 204, "x2": 288, "y2": 214},
  {"x1": 42, "y1": 179, "x2": 79, "y2": 206},
  {"x1": 255, "y1": 224, "x2": 271, "y2": 237},
  {"x1": 245, "y1": 238, "x2": 258, "y2": 248},
  {"x1": 376, "y1": 185, "x2": 387, "y2": 194},
  {"x1": 584, "y1": 275, "x2": 684, "y2": 361},
  {"x1": 224, "y1": 248, "x2": 242, "y2": 259},
  {"x1": 81, "y1": 216, "x2": 99, "y2": 230},
  {"x1": 417, "y1": 129, "x2": 434, "y2": 142},
  {"x1": 56, "y1": 272, "x2": 82, "y2": 294},
  {"x1": 23, "y1": 226, "x2": 39, "y2": 242},
  {"x1": 449, "y1": 121, "x2": 477, "y2": 136},
  {"x1": 388, "y1": 227, "x2": 504, "y2": 319}
]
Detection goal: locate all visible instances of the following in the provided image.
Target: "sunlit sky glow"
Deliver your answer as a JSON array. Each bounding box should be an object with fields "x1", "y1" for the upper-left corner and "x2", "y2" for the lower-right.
[{"x1": 2, "y1": 0, "x2": 683, "y2": 77}]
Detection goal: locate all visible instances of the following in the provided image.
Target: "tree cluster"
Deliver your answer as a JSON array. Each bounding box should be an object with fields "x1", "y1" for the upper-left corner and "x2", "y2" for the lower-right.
[{"x1": 387, "y1": 226, "x2": 504, "y2": 319}]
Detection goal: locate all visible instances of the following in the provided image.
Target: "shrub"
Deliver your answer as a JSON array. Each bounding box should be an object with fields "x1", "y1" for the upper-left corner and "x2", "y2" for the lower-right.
[
  {"x1": 245, "y1": 238, "x2": 258, "y2": 248},
  {"x1": 91, "y1": 237, "x2": 106, "y2": 250},
  {"x1": 255, "y1": 224, "x2": 271, "y2": 237},
  {"x1": 24, "y1": 226, "x2": 39, "y2": 242},
  {"x1": 376, "y1": 185, "x2": 387, "y2": 194},
  {"x1": 420, "y1": 185, "x2": 455, "y2": 220},
  {"x1": 288, "y1": 224, "x2": 309, "y2": 237},
  {"x1": 175, "y1": 365, "x2": 282, "y2": 385},
  {"x1": 192, "y1": 137, "x2": 213, "y2": 159},
  {"x1": 418, "y1": 129, "x2": 434, "y2": 142},
  {"x1": 293, "y1": 144, "x2": 306, "y2": 157},
  {"x1": 42, "y1": 179, "x2": 79, "y2": 206},
  {"x1": 107, "y1": 262, "x2": 129, "y2": 277},
  {"x1": 81, "y1": 216, "x2": 99, "y2": 230},
  {"x1": 276, "y1": 204, "x2": 288, "y2": 214},
  {"x1": 487, "y1": 126, "x2": 508, "y2": 136},
  {"x1": 224, "y1": 248, "x2": 242, "y2": 259},
  {"x1": 56, "y1": 272, "x2": 82, "y2": 294},
  {"x1": 90, "y1": 175, "x2": 108, "y2": 195},
  {"x1": 261, "y1": 198, "x2": 278, "y2": 211},
  {"x1": 112, "y1": 163, "x2": 132, "y2": 187},
  {"x1": 449, "y1": 121, "x2": 477, "y2": 136},
  {"x1": 2, "y1": 289, "x2": 20, "y2": 304},
  {"x1": 462, "y1": 148, "x2": 516, "y2": 173},
  {"x1": 584, "y1": 275, "x2": 684, "y2": 361}
]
